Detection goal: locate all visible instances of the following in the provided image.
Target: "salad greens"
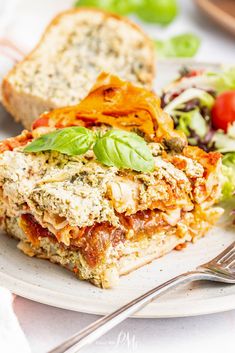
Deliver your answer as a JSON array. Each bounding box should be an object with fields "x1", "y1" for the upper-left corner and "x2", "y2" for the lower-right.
[
  {"x1": 161, "y1": 67, "x2": 235, "y2": 201},
  {"x1": 176, "y1": 109, "x2": 208, "y2": 140},
  {"x1": 206, "y1": 67, "x2": 235, "y2": 93},
  {"x1": 24, "y1": 127, "x2": 154, "y2": 173},
  {"x1": 164, "y1": 88, "x2": 214, "y2": 115},
  {"x1": 74, "y1": 0, "x2": 178, "y2": 25},
  {"x1": 221, "y1": 153, "x2": 235, "y2": 201},
  {"x1": 166, "y1": 67, "x2": 235, "y2": 94},
  {"x1": 164, "y1": 88, "x2": 214, "y2": 147},
  {"x1": 213, "y1": 123, "x2": 235, "y2": 153},
  {"x1": 155, "y1": 34, "x2": 200, "y2": 58}
]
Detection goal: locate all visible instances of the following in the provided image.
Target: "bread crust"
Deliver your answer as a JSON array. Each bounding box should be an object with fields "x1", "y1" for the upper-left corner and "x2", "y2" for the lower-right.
[{"x1": 2, "y1": 8, "x2": 155, "y2": 129}]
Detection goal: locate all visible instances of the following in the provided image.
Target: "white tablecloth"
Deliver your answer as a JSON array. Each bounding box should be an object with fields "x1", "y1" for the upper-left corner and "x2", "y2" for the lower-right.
[
  {"x1": 14, "y1": 296, "x2": 235, "y2": 353},
  {"x1": 1, "y1": 0, "x2": 235, "y2": 352}
]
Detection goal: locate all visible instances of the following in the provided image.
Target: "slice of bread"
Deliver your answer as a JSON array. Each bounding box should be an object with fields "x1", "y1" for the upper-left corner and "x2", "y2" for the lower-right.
[{"x1": 1, "y1": 8, "x2": 155, "y2": 129}]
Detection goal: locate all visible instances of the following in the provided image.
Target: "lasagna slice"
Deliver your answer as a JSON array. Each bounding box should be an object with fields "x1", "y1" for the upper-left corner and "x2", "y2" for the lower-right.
[{"x1": 0, "y1": 74, "x2": 223, "y2": 288}]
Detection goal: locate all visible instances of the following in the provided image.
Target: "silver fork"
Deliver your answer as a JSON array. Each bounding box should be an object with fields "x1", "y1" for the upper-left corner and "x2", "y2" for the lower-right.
[{"x1": 49, "y1": 241, "x2": 235, "y2": 353}]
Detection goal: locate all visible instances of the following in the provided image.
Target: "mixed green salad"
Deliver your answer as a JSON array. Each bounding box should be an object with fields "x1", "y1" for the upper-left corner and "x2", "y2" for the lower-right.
[{"x1": 161, "y1": 66, "x2": 235, "y2": 202}]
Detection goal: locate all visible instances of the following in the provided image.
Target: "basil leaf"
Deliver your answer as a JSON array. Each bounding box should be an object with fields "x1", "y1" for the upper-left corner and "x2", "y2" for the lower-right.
[
  {"x1": 93, "y1": 129, "x2": 154, "y2": 172},
  {"x1": 24, "y1": 127, "x2": 94, "y2": 155},
  {"x1": 24, "y1": 127, "x2": 155, "y2": 173}
]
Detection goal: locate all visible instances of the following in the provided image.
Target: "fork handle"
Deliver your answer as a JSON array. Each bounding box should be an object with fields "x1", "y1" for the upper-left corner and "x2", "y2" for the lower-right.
[{"x1": 48, "y1": 271, "x2": 207, "y2": 353}]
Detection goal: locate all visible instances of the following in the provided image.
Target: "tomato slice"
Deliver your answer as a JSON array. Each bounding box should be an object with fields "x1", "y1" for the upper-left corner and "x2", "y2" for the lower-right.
[{"x1": 211, "y1": 91, "x2": 235, "y2": 131}]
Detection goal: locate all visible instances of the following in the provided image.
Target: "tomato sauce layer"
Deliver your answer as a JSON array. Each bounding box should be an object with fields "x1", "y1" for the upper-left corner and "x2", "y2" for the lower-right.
[{"x1": 20, "y1": 210, "x2": 174, "y2": 267}]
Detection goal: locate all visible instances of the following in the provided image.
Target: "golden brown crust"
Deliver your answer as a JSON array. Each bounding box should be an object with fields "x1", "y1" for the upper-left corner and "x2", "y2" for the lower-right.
[
  {"x1": 33, "y1": 73, "x2": 186, "y2": 146},
  {"x1": 183, "y1": 146, "x2": 221, "y2": 173}
]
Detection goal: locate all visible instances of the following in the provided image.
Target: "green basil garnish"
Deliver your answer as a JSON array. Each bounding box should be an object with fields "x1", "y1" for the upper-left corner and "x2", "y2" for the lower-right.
[
  {"x1": 24, "y1": 127, "x2": 94, "y2": 156},
  {"x1": 93, "y1": 129, "x2": 155, "y2": 172},
  {"x1": 24, "y1": 127, "x2": 155, "y2": 172}
]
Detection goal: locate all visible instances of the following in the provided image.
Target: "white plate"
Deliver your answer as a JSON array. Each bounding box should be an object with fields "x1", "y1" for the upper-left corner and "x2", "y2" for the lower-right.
[{"x1": 0, "y1": 60, "x2": 235, "y2": 318}]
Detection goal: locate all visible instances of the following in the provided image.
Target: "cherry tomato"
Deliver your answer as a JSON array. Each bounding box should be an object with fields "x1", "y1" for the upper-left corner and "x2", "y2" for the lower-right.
[
  {"x1": 185, "y1": 69, "x2": 203, "y2": 78},
  {"x1": 32, "y1": 116, "x2": 49, "y2": 129},
  {"x1": 211, "y1": 91, "x2": 235, "y2": 131}
]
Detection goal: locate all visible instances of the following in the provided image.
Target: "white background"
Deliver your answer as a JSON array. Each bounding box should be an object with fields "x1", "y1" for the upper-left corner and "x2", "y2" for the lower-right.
[{"x1": 0, "y1": 0, "x2": 235, "y2": 352}]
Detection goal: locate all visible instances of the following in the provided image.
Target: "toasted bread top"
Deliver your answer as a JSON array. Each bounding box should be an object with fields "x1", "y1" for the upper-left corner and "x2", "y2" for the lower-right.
[{"x1": 2, "y1": 8, "x2": 155, "y2": 128}]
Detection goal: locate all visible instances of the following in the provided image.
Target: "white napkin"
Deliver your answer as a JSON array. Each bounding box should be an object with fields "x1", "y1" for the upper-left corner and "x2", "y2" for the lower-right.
[{"x1": 0, "y1": 287, "x2": 31, "y2": 353}]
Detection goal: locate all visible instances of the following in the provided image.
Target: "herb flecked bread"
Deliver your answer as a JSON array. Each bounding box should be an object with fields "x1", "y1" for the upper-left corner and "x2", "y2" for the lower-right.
[{"x1": 1, "y1": 8, "x2": 155, "y2": 129}]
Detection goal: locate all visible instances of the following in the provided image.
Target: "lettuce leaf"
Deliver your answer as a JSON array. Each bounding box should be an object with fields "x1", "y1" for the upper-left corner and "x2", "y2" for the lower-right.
[
  {"x1": 221, "y1": 152, "x2": 235, "y2": 200},
  {"x1": 213, "y1": 123, "x2": 235, "y2": 153},
  {"x1": 176, "y1": 109, "x2": 208, "y2": 138},
  {"x1": 163, "y1": 67, "x2": 235, "y2": 97},
  {"x1": 164, "y1": 88, "x2": 214, "y2": 115},
  {"x1": 206, "y1": 67, "x2": 235, "y2": 93}
]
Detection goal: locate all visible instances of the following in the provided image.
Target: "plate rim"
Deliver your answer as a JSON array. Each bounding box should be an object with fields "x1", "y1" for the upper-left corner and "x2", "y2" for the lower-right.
[{"x1": 1, "y1": 269, "x2": 235, "y2": 318}]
